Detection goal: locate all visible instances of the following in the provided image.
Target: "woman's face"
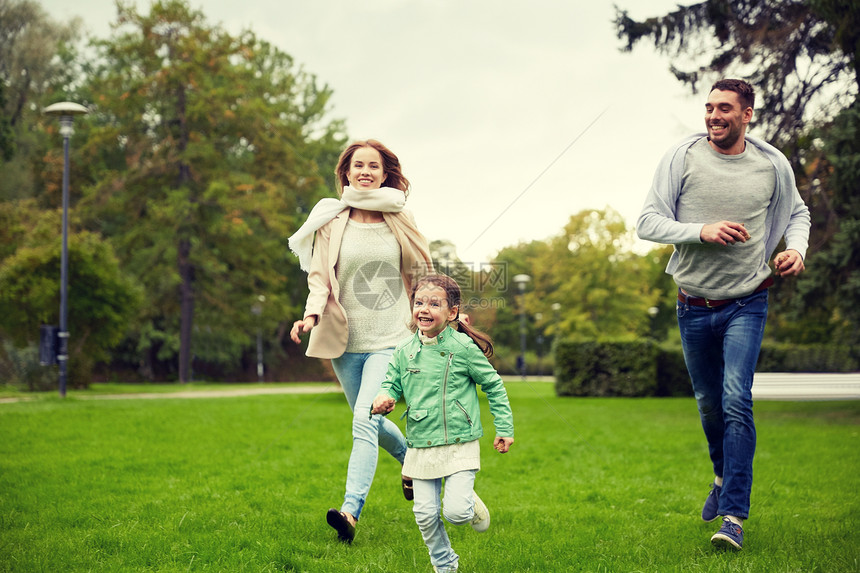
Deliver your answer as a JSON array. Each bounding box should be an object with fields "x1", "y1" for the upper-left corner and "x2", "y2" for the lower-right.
[{"x1": 347, "y1": 146, "x2": 386, "y2": 190}]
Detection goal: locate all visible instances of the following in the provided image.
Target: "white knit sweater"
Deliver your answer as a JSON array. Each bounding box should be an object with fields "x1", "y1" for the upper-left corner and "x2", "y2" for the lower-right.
[{"x1": 337, "y1": 219, "x2": 411, "y2": 353}]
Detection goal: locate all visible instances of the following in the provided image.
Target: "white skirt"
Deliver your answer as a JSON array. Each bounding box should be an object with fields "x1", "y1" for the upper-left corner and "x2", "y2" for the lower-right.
[{"x1": 402, "y1": 439, "x2": 481, "y2": 480}]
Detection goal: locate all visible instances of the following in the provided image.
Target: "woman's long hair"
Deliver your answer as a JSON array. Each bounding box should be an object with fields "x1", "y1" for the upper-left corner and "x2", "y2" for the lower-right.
[
  {"x1": 410, "y1": 274, "x2": 494, "y2": 358},
  {"x1": 334, "y1": 139, "x2": 410, "y2": 196}
]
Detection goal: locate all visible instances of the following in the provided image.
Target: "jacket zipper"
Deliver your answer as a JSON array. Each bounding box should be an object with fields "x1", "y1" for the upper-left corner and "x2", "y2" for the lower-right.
[
  {"x1": 442, "y1": 352, "x2": 454, "y2": 442},
  {"x1": 455, "y1": 400, "x2": 472, "y2": 426}
]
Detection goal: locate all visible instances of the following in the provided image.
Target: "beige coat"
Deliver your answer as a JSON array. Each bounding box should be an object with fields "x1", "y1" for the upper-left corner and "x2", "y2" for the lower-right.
[{"x1": 303, "y1": 208, "x2": 433, "y2": 359}]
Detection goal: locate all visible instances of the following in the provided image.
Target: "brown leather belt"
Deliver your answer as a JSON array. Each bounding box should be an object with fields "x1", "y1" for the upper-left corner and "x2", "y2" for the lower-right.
[{"x1": 678, "y1": 277, "x2": 774, "y2": 309}]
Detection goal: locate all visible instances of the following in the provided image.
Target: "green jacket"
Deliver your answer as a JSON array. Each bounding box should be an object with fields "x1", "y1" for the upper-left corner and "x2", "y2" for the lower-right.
[{"x1": 380, "y1": 326, "x2": 514, "y2": 449}]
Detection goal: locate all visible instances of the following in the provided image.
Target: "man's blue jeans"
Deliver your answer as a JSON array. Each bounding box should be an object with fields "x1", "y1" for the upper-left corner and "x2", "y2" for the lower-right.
[
  {"x1": 331, "y1": 350, "x2": 407, "y2": 520},
  {"x1": 677, "y1": 289, "x2": 768, "y2": 519}
]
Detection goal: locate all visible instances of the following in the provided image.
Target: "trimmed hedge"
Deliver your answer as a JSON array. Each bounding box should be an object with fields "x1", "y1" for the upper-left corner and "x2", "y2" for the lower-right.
[
  {"x1": 555, "y1": 339, "x2": 859, "y2": 397},
  {"x1": 757, "y1": 342, "x2": 859, "y2": 373},
  {"x1": 554, "y1": 340, "x2": 660, "y2": 397}
]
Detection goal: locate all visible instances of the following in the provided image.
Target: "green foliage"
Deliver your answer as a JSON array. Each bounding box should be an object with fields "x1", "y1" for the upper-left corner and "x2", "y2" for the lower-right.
[
  {"x1": 656, "y1": 344, "x2": 693, "y2": 397},
  {"x1": 489, "y1": 346, "x2": 555, "y2": 377},
  {"x1": 772, "y1": 103, "x2": 860, "y2": 345},
  {"x1": 758, "y1": 341, "x2": 860, "y2": 372},
  {"x1": 614, "y1": 0, "x2": 858, "y2": 148},
  {"x1": 482, "y1": 209, "x2": 668, "y2": 355},
  {"x1": 0, "y1": 340, "x2": 55, "y2": 391},
  {"x1": 554, "y1": 339, "x2": 858, "y2": 398},
  {"x1": 530, "y1": 209, "x2": 664, "y2": 341},
  {"x1": 71, "y1": 0, "x2": 345, "y2": 379},
  {"x1": 555, "y1": 339, "x2": 660, "y2": 397},
  {"x1": 0, "y1": 230, "x2": 142, "y2": 387},
  {"x1": 0, "y1": 0, "x2": 83, "y2": 201}
]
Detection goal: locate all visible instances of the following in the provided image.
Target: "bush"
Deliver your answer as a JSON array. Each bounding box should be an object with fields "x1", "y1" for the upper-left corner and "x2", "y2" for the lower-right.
[
  {"x1": 490, "y1": 346, "x2": 554, "y2": 377},
  {"x1": 758, "y1": 342, "x2": 860, "y2": 372},
  {"x1": 554, "y1": 339, "x2": 659, "y2": 397},
  {"x1": 0, "y1": 341, "x2": 56, "y2": 392},
  {"x1": 553, "y1": 339, "x2": 858, "y2": 398},
  {"x1": 656, "y1": 345, "x2": 692, "y2": 397}
]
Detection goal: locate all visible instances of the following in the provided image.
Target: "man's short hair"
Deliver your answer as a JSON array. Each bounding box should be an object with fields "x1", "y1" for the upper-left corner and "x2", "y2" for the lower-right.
[{"x1": 711, "y1": 79, "x2": 755, "y2": 111}]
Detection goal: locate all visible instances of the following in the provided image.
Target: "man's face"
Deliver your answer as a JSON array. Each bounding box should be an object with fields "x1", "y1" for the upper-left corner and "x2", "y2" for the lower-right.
[{"x1": 705, "y1": 89, "x2": 752, "y2": 153}]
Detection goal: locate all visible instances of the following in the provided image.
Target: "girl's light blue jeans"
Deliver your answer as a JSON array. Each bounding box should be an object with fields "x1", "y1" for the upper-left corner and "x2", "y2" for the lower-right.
[
  {"x1": 412, "y1": 470, "x2": 477, "y2": 572},
  {"x1": 677, "y1": 289, "x2": 768, "y2": 519},
  {"x1": 331, "y1": 349, "x2": 407, "y2": 520}
]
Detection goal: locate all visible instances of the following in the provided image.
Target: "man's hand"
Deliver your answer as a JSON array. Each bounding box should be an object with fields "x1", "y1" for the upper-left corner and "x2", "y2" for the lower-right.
[
  {"x1": 494, "y1": 436, "x2": 514, "y2": 453},
  {"x1": 700, "y1": 221, "x2": 751, "y2": 246},
  {"x1": 773, "y1": 249, "x2": 805, "y2": 277},
  {"x1": 371, "y1": 396, "x2": 396, "y2": 416}
]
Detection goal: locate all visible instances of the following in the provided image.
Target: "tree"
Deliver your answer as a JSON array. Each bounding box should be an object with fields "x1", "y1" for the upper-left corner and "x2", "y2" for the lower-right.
[
  {"x1": 487, "y1": 209, "x2": 662, "y2": 348},
  {"x1": 530, "y1": 209, "x2": 662, "y2": 341},
  {"x1": 0, "y1": 0, "x2": 81, "y2": 199},
  {"x1": 0, "y1": 227, "x2": 142, "y2": 387},
  {"x1": 614, "y1": 0, "x2": 858, "y2": 150},
  {"x1": 775, "y1": 103, "x2": 860, "y2": 345},
  {"x1": 77, "y1": 0, "x2": 345, "y2": 381}
]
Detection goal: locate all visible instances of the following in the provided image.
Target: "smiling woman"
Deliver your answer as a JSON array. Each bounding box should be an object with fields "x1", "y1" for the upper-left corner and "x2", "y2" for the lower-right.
[{"x1": 287, "y1": 139, "x2": 434, "y2": 543}]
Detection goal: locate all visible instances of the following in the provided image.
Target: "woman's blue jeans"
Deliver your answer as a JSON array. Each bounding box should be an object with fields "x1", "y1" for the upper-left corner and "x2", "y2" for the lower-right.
[
  {"x1": 677, "y1": 289, "x2": 768, "y2": 519},
  {"x1": 331, "y1": 349, "x2": 407, "y2": 520}
]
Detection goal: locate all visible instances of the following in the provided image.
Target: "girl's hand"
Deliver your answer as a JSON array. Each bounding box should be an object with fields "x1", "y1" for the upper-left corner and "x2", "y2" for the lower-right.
[
  {"x1": 494, "y1": 436, "x2": 514, "y2": 453},
  {"x1": 371, "y1": 396, "x2": 396, "y2": 415},
  {"x1": 290, "y1": 316, "x2": 317, "y2": 344}
]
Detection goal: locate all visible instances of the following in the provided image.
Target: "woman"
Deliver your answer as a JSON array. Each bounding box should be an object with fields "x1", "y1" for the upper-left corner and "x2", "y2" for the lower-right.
[{"x1": 289, "y1": 139, "x2": 433, "y2": 543}]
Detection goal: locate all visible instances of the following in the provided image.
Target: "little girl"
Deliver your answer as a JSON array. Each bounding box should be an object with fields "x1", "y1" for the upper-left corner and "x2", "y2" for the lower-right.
[{"x1": 372, "y1": 274, "x2": 514, "y2": 573}]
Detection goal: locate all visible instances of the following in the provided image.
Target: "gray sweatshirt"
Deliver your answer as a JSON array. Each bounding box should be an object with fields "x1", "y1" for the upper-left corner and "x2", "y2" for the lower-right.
[{"x1": 637, "y1": 133, "x2": 811, "y2": 299}]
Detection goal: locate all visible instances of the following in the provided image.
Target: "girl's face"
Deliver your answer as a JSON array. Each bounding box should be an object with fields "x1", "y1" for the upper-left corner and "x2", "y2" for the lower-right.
[
  {"x1": 412, "y1": 284, "x2": 457, "y2": 338},
  {"x1": 347, "y1": 146, "x2": 386, "y2": 190}
]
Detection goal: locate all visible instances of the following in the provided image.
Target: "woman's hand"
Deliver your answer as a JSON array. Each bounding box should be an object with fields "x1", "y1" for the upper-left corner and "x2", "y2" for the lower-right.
[
  {"x1": 289, "y1": 316, "x2": 317, "y2": 344},
  {"x1": 371, "y1": 396, "x2": 396, "y2": 416},
  {"x1": 494, "y1": 436, "x2": 514, "y2": 453}
]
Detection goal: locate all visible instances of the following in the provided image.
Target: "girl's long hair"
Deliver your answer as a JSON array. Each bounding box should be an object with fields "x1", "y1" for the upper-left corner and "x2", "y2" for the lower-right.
[
  {"x1": 334, "y1": 139, "x2": 410, "y2": 196},
  {"x1": 410, "y1": 274, "x2": 494, "y2": 358}
]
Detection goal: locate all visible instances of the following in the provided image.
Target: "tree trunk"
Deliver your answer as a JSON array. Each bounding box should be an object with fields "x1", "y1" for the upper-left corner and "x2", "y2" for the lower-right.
[
  {"x1": 176, "y1": 80, "x2": 194, "y2": 383},
  {"x1": 178, "y1": 236, "x2": 194, "y2": 383}
]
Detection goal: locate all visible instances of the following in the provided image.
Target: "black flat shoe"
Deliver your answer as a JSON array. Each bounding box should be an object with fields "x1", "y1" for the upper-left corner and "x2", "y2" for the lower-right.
[
  {"x1": 326, "y1": 508, "x2": 355, "y2": 543},
  {"x1": 402, "y1": 475, "x2": 414, "y2": 501}
]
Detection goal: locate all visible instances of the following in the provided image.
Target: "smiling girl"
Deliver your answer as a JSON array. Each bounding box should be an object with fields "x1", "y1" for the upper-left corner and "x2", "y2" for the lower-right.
[{"x1": 372, "y1": 274, "x2": 514, "y2": 573}]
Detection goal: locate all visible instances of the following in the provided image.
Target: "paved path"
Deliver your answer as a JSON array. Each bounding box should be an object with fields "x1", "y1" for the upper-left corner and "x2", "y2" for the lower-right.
[
  {"x1": 74, "y1": 384, "x2": 344, "y2": 401},
  {"x1": 2, "y1": 374, "x2": 858, "y2": 403},
  {"x1": 751, "y1": 372, "x2": 860, "y2": 400},
  {"x1": 0, "y1": 384, "x2": 343, "y2": 404}
]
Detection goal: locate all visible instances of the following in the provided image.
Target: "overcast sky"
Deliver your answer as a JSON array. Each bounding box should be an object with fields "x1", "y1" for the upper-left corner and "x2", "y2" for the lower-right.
[{"x1": 39, "y1": 0, "x2": 707, "y2": 264}]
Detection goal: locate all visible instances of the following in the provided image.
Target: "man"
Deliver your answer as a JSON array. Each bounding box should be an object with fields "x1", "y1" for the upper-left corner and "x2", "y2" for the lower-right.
[{"x1": 637, "y1": 79, "x2": 810, "y2": 550}]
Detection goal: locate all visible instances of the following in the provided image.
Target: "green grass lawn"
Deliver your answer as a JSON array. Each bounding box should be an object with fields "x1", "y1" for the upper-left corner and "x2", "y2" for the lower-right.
[{"x1": 1, "y1": 381, "x2": 858, "y2": 572}]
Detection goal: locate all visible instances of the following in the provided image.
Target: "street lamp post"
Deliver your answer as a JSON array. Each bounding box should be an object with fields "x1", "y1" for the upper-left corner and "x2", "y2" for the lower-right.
[
  {"x1": 43, "y1": 102, "x2": 89, "y2": 398},
  {"x1": 251, "y1": 295, "x2": 266, "y2": 382},
  {"x1": 534, "y1": 312, "x2": 543, "y2": 377},
  {"x1": 647, "y1": 306, "x2": 660, "y2": 340},
  {"x1": 512, "y1": 274, "x2": 531, "y2": 379}
]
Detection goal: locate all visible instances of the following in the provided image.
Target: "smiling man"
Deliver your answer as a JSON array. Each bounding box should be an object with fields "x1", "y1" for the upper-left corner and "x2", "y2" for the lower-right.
[{"x1": 636, "y1": 79, "x2": 811, "y2": 551}]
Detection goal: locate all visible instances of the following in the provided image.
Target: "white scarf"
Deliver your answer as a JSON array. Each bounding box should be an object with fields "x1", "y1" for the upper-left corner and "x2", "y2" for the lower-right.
[{"x1": 288, "y1": 186, "x2": 407, "y2": 271}]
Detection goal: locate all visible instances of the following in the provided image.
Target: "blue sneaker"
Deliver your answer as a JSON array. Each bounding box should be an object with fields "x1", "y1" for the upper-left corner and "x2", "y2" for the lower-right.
[
  {"x1": 711, "y1": 517, "x2": 743, "y2": 550},
  {"x1": 701, "y1": 483, "x2": 721, "y2": 522}
]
